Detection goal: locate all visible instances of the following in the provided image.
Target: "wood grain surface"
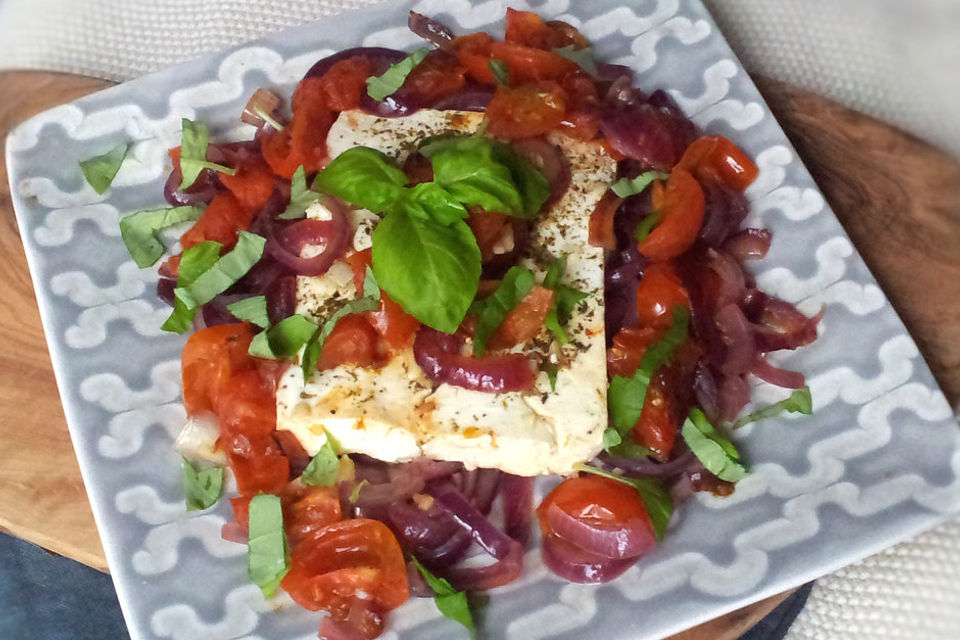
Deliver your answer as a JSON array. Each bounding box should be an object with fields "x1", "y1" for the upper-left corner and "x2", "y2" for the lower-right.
[{"x1": 1, "y1": 70, "x2": 958, "y2": 639}]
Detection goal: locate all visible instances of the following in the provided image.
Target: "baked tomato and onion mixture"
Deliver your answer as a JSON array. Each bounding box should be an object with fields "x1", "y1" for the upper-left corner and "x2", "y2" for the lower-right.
[{"x1": 105, "y1": 8, "x2": 819, "y2": 639}]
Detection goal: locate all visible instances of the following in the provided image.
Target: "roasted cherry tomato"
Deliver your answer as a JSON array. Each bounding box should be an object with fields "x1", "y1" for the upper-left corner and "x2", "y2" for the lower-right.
[
  {"x1": 319, "y1": 314, "x2": 380, "y2": 370},
  {"x1": 260, "y1": 127, "x2": 304, "y2": 179},
  {"x1": 488, "y1": 285, "x2": 555, "y2": 350},
  {"x1": 451, "y1": 32, "x2": 496, "y2": 84},
  {"x1": 401, "y1": 50, "x2": 467, "y2": 106},
  {"x1": 489, "y1": 41, "x2": 578, "y2": 83},
  {"x1": 466, "y1": 209, "x2": 511, "y2": 261},
  {"x1": 606, "y1": 326, "x2": 659, "y2": 378},
  {"x1": 588, "y1": 192, "x2": 622, "y2": 250},
  {"x1": 631, "y1": 376, "x2": 677, "y2": 460},
  {"x1": 224, "y1": 433, "x2": 290, "y2": 495},
  {"x1": 317, "y1": 56, "x2": 373, "y2": 111},
  {"x1": 281, "y1": 518, "x2": 409, "y2": 632},
  {"x1": 215, "y1": 369, "x2": 277, "y2": 439},
  {"x1": 487, "y1": 82, "x2": 566, "y2": 139},
  {"x1": 181, "y1": 323, "x2": 255, "y2": 416},
  {"x1": 284, "y1": 485, "x2": 343, "y2": 546},
  {"x1": 180, "y1": 191, "x2": 253, "y2": 250},
  {"x1": 346, "y1": 250, "x2": 421, "y2": 350},
  {"x1": 636, "y1": 168, "x2": 705, "y2": 261},
  {"x1": 676, "y1": 135, "x2": 758, "y2": 191},
  {"x1": 505, "y1": 8, "x2": 589, "y2": 50},
  {"x1": 635, "y1": 263, "x2": 690, "y2": 330},
  {"x1": 219, "y1": 158, "x2": 276, "y2": 215},
  {"x1": 537, "y1": 476, "x2": 656, "y2": 559}
]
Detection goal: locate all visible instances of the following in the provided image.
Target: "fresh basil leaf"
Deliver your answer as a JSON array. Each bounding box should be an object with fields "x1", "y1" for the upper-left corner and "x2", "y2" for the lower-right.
[
  {"x1": 372, "y1": 212, "x2": 480, "y2": 334},
  {"x1": 545, "y1": 363, "x2": 559, "y2": 391},
  {"x1": 162, "y1": 241, "x2": 222, "y2": 333},
  {"x1": 300, "y1": 439, "x2": 340, "y2": 487},
  {"x1": 427, "y1": 137, "x2": 523, "y2": 215},
  {"x1": 247, "y1": 494, "x2": 290, "y2": 598},
  {"x1": 574, "y1": 463, "x2": 673, "y2": 540},
  {"x1": 119, "y1": 205, "x2": 204, "y2": 268},
  {"x1": 301, "y1": 268, "x2": 381, "y2": 380},
  {"x1": 553, "y1": 44, "x2": 599, "y2": 77},
  {"x1": 349, "y1": 479, "x2": 370, "y2": 504},
  {"x1": 182, "y1": 458, "x2": 223, "y2": 511},
  {"x1": 249, "y1": 314, "x2": 318, "y2": 359},
  {"x1": 634, "y1": 209, "x2": 662, "y2": 242},
  {"x1": 80, "y1": 143, "x2": 128, "y2": 194},
  {"x1": 489, "y1": 142, "x2": 551, "y2": 217},
  {"x1": 471, "y1": 267, "x2": 536, "y2": 357},
  {"x1": 403, "y1": 182, "x2": 469, "y2": 225},
  {"x1": 313, "y1": 146, "x2": 408, "y2": 213},
  {"x1": 278, "y1": 166, "x2": 318, "y2": 220},
  {"x1": 173, "y1": 231, "x2": 266, "y2": 310},
  {"x1": 178, "y1": 118, "x2": 236, "y2": 191},
  {"x1": 733, "y1": 386, "x2": 813, "y2": 429},
  {"x1": 608, "y1": 306, "x2": 688, "y2": 434},
  {"x1": 611, "y1": 171, "x2": 668, "y2": 198},
  {"x1": 226, "y1": 296, "x2": 270, "y2": 329},
  {"x1": 541, "y1": 256, "x2": 587, "y2": 344},
  {"x1": 366, "y1": 48, "x2": 429, "y2": 101},
  {"x1": 602, "y1": 428, "x2": 622, "y2": 450},
  {"x1": 682, "y1": 408, "x2": 747, "y2": 482},
  {"x1": 488, "y1": 59, "x2": 510, "y2": 85},
  {"x1": 412, "y1": 557, "x2": 476, "y2": 639}
]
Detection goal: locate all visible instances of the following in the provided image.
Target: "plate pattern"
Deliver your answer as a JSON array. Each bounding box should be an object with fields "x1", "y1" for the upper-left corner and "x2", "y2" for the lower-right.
[{"x1": 6, "y1": 1, "x2": 960, "y2": 639}]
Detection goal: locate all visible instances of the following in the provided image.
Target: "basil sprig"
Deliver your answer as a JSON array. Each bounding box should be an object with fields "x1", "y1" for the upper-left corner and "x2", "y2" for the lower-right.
[
  {"x1": 542, "y1": 255, "x2": 588, "y2": 344},
  {"x1": 366, "y1": 48, "x2": 429, "y2": 102},
  {"x1": 80, "y1": 143, "x2": 128, "y2": 194},
  {"x1": 610, "y1": 171, "x2": 668, "y2": 198},
  {"x1": 471, "y1": 267, "x2": 535, "y2": 357},
  {"x1": 605, "y1": 306, "x2": 689, "y2": 452},
  {"x1": 182, "y1": 458, "x2": 223, "y2": 511},
  {"x1": 178, "y1": 118, "x2": 237, "y2": 191},
  {"x1": 681, "y1": 408, "x2": 747, "y2": 482},
  {"x1": 119, "y1": 205, "x2": 204, "y2": 268},
  {"x1": 247, "y1": 494, "x2": 290, "y2": 598},
  {"x1": 733, "y1": 386, "x2": 813, "y2": 429},
  {"x1": 575, "y1": 463, "x2": 673, "y2": 541},
  {"x1": 412, "y1": 557, "x2": 476, "y2": 638}
]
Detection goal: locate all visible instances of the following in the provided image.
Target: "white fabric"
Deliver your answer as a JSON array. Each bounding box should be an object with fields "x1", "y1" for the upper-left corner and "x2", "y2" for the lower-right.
[{"x1": 1, "y1": 1, "x2": 959, "y2": 638}]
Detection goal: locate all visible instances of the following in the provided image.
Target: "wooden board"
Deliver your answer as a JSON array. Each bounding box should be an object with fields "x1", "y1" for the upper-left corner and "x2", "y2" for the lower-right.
[{"x1": 1, "y1": 70, "x2": 958, "y2": 638}]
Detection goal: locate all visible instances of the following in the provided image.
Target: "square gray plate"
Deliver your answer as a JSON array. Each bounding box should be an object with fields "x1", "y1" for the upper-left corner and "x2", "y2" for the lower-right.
[{"x1": 6, "y1": 1, "x2": 960, "y2": 639}]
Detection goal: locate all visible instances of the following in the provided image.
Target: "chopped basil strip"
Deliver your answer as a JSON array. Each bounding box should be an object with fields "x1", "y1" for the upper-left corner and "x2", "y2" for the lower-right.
[
  {"x1": 162, "y1": 241, "x2": 222, "y2": 333},
  {"x1": 249, "y1": 314, "x2": 318, "y2": 359},
  {"x1": 682, "y1": 408, "x2": 747, "y2": 482},
  {"x1": 634, "y1": 209, "x2": 662, "y2": 242},
  {"x1": 173, "y1": 231, "x2": 266, "y2": 310},
  {"x1": 542, "y1": 255, "x2": 587, "y2": 344},
  {"x1": 314, "y1": 147, "x2": 408, "y2": 213},
  {"x1": 182, "y1": 458, "x2": 223, "y2": 511},
  {"x1": 348, "y1": 479, "x2": 370, "y2": 504},
  {"x1": 611, "y1": 171, "x2": 668, "y2": 198},
  {"x1": 247, "y1": 494, "x2": 290, "y2": 598},
  {"x1": 607, "y1": 306, "x2": 689, "y2": 436},
  {"x1": 545, "y1": 362, "x2": 559, "y2": 391},
  {"x1": 80, "y1": 143, "x2": 128, "y2": 195},
  {"x1": 488, "y1": 58, "x2": 510, "y2": 85},
  {"x1": 300, "y1": 438, "x2": 340, "y2": 487},
  {"x1": 412, "y1": 557, "x2": 477, "y2": 639},
  {"x1": 278, "y1": 166, "x2": 318, "y2": 220},
  {"x1": 602, "y1": 428, "x2": 622, "y2": 450},
  {"x1": 471, "y1": 267, "x2": 536, "y2": 357},
  {"x1": 366, "y1": 48, "x2": 429, "y2": 101},
  {"x1": 553, "y1": 44, "x2": 599, "y2": 77},
  {"x1": 301, "y1": 267, "x2": 381, "y2": 380},
  {"x1": 574, "y1": 463, "x2": 673, "y2": 541},
  {"x1": 733, "y1": 386, "x2": 813, "y2": 429},
  {"x1": 178, "y1": 118, "x2": 237, "y2": 191},
  {"x1": 226, "y1": 296, "x2": 270, "y2": 329},
  {"x1": 119, "y1": 205, "x2": 204, "y2": 268}
]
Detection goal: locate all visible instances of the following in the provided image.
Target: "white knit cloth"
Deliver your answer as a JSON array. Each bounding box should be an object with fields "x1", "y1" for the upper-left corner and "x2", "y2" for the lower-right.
[{"x1": 1, "y1": 1, "x2": 959, "y2": 638}]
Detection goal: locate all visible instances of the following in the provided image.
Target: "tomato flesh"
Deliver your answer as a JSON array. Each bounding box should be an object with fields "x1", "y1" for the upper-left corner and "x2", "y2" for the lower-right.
[
  {"x1": 180, "y1": 191, "x2": 253, "y2": 250},
  {"x1": 487, "y1": 83, "x2": 566, "y2": 139},
  {"x1": 181, "y1": 323, "x2": 255, "y2": 416},
  {"x1": 488, "y1": 285, "x2": 554, "y2": 350},
  {"x1": 345, "y1": 250, "x2": 420, "y2": 350},
  {"x1": 635, "y1": 262, "x2": 690, "y2": 330},
  {"x1": 319, "y1": 314, "x2": 380, "y2": 370},
  {"x1": 676, "y1": 135, "x2": 758, "y2": 191},
  {"x1": 637, "y1": 168, "x2": 705, "y2": 261}
]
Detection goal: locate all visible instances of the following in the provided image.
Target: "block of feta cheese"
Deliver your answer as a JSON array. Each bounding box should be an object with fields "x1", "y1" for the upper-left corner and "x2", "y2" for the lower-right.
[{"x1": 275, "y1": 110, "x2": 617, "y2": 476}]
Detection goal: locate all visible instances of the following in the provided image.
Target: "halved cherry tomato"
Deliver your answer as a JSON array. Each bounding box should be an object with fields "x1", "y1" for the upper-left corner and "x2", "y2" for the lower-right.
[
  {"x1": 676, "y1": 135, "x2": 758, "y2": 191},
  {"x1": 559, "y1": 109, "x2": 600, "y2": 141},
  {"x1": 487, "y1": 82, "x2": 567, "y2": 139},
  {"x1": 401, "y1": 50, "x2": 467, "y2": 105},
  {"x1": 451, "y1": 32, "x2": 496, "y2": 84},
  {"x1": 181, "y1": 323, "x2": 255, "y2": 416},
  {"x1": 489, "y1": 41, "x2": 578, "y2": 82},
  {"x1": 317, "y1": 56, "x2": 372, "y2": 111},
  {"x1": 488, "y1": 285, "x2": 555, "y2": 350},
  {"x1": 180, "y1": 191, "x2": 253, "y2": 250},
  {"x1": 215, "y1": 369, "x2": 277, "y2": 439},
  {"x1": 635, "y1": 263, "x2": 690, "y2": 330},
  {"x1": 588, "y1": 192, "x2": 622, "y2": 250},
  {"x1": 224, "y1": 433, "x2": 290, "y2": 495},
  {"x1": 219, "y1": 158, "x2": 275, "y2": 214},
  {"x1": 260, "y1": 127, "x2": 304, "y2": 178},
  {"x1": 466, "y1": 209, "x2": 511, "y2": 261},
  {"x1": 284, "y1": 485, "x2": 343, "y2": 546},
  {"x1": 631, "y1": 377, "x2": 676, "y2": 460},
  {"x1": 319, "y1": 314, "x2": 380, "y2": 370},
  {"x1": 636, "y1": 168, "x2": 705, "y2": 261},
  {"x1": 345, "y1": 250, "x2": 421, "y2": 350},
  {"x1": 505, "y1": 8, "x2": 590, "y2": 50},
  {"x1": 281, "y1": 519, "x2": 409, "y2": 621},
  {"x1": 606, "y1": 326, "x2": 659, "y2": 378},
  {"x1": 537, "y1": 476, "x2": 656, "y2": 558},
  {"x1": 262, "y1": 76, "x2": 336, "y2": 178}
]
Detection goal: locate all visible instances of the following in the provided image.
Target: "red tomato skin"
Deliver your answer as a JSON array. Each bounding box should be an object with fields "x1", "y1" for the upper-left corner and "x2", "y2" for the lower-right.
[
  {"x1": 219, "y1": 159, "x2": 275, "y2": 215},
  {"x1": 505, "y1": 8, "x2": 589, "y2": 50},
  {"x1": 489, "y1": 41, "x2": 578, "y2": 82},
  {"x1": 637, "y1": 168, "x2": 705, "y2": 262},
  {"x1": 635, "y1": 263, "x2": 691, "y2": 330},
  {"x1": 488, "y1": 286, "x2": 554, "y2": 350},
  {"x1": 588, "y1": 192, "x2": 622, "y2": 251},
  {"x1": 319, "y1": 314, "x2": 380, "y2": 370},
  {"x1": 451, "y1": 33, "x2": 496, "y2": 84},
  {"x1": 676, "y1": 135, "x2": 758, "y2": 191},
  {"x1": 181, "y1": 323, "x2": 255, "y2": 416},
  {"x1": 318, "y1": 57, "x2": 373, "y2": 111},
  {"x1": 180, "y1": 191, "x2": 253, "y2": 250},
  {"x1": 487, "y1": 83, "x2": 567, "y2": 140},
  {"x1": 224, "y1": 433, "x2": 290, "y2": 495},
  {"x1": 402, "y1": 50, "x2": 467, "y2": 105},
  {"x1": 344, "y1": 250, "x2": 421, "y2": 350},
  {"x1": 606, "y1": 326, "x2": 659, "y2": 378},
  {"x1": 215, "y1": 369, "x2": 277, "y2": 440}
]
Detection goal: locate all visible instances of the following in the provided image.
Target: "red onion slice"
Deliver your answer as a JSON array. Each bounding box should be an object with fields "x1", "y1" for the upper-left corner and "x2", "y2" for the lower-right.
[
  {"x1": 264, "y1": 199, "x2": 352, "y2": 277},
  {"x1": 715, "y1": 303, "x2": 756, "y2": 376},
  {"x1": 539, "y1": 501, "x2": 656, "y2": 560},
  {"x1": 409, "y1": 11, "x2": 455, "y2": 48},
  {"x1": 751, "y1": 355, "x2": 806, "y2": 389},
  {"x1": 414, "y1": 328, "x2": 536, "y2": 393},
  {"x1": 500, "y1": 474, "x2": 534, "y2": 545},
  {"x1": 599, "y1": 448, "x2": 696, "y2": 479},
  {"x1": 541, "y1": 534, "x2": 637, "y2": 584},
  {"x1": 723, "y1": 228, "x2": 772, "y2": 262}
]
